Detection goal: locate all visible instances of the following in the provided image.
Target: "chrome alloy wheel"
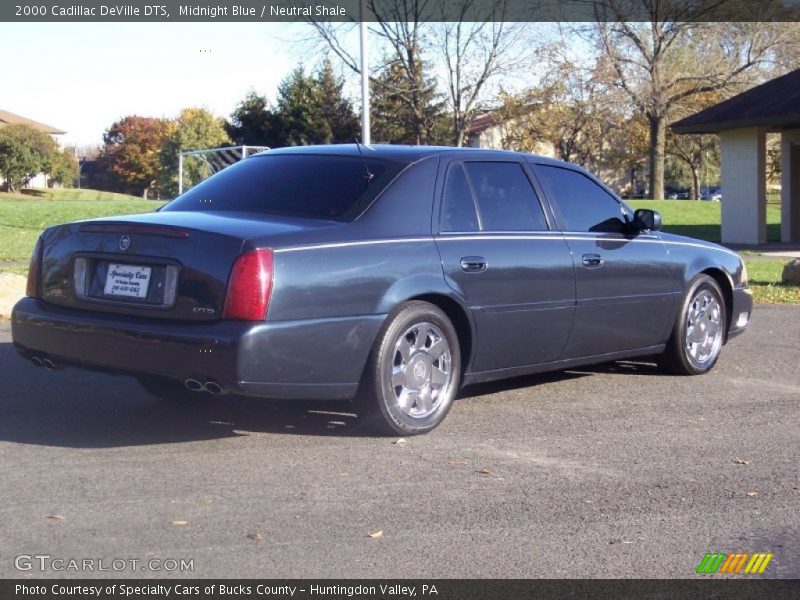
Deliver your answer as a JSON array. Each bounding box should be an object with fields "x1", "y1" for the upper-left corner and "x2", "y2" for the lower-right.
[
  {"x1": 390, "y1": 322, "x2": 453, "y2": 419},
  {"x1": 685, "y1": 289, "x2": 723, "y2": 365}
]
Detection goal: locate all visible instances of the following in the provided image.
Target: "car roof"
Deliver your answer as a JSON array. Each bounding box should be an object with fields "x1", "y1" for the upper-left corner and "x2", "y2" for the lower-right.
[{"x1": 254, "y1": 143, "x2": 570, "y2": 167}]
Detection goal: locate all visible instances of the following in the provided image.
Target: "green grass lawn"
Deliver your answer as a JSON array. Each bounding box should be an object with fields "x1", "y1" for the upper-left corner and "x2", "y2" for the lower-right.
[
  {"x1": 2, "y1": 188, "x2": 153, "y2": 202},
  {"x1": 0, "y1": 190, "x2": 158, "y2": 262},
  {"x1": 0, "y1": 193, "x2": 797, "y2": 304},
  {"x1": 743, "y1": 258, "x2": 800, "y2": 304},
  {"x1": 628, "y1": 200, "x2": 782, "y2": 243}
]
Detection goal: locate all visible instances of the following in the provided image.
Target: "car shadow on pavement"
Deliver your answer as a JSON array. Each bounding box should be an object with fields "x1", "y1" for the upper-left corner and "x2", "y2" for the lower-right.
[
  {"x1": 570, "y1": 358, "x2": 664, "y2": 376},
  {"x1": 458, "y1": 358, "x2": 664, "y2": 399},
  {"x1": 0, "y1": 340, "x2": 663, "y2": 448},
  {"x1": 458, "y1": 369, "x2": 591, "y2": 399}
]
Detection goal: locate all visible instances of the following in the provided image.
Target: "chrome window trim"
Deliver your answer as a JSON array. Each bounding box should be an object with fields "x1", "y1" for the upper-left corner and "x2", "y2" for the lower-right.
[{"x1": 273, "y1": 234, "x2": 742, "y2": 260}]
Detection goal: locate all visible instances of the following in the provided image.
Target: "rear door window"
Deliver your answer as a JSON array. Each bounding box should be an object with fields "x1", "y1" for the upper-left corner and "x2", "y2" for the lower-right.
[
  {"x1": 463, "y1": 162, "x2": 548, "y2": 232},
  {"x1": 440, "y1": 164, "x2": 479, "y2": 232}
]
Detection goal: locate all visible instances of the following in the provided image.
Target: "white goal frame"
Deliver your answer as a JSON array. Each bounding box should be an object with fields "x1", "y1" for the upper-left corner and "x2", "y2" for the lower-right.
[{"x1": 177, "y1": 145, "x2": 270, "y2": 194}]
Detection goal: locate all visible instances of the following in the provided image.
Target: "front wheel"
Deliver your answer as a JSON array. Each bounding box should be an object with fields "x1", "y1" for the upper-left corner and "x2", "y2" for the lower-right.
[
  {"x1": 356, "y1": 301, "x2": 461, "y2": 435},
  {"x1": 660, "y1": 275, "x2": 727, "y2": 375}
]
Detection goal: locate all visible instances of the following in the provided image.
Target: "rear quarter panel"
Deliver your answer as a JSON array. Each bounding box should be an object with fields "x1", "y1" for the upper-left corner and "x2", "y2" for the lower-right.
[
  {"x1": 264, "y1": 156, "x2": 449, "y2": 322},
  {"x1": 237, "y1": 156, "x2": 471, "y2": 389}
]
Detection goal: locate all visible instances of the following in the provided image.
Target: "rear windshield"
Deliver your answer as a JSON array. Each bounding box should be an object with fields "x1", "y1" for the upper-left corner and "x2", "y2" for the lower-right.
[{"x1": 162, "y1": 154, "x2": 403, "y2": 221}]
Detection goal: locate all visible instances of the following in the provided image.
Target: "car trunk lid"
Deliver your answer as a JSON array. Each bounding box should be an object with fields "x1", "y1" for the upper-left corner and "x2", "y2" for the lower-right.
[{"x1": 38, "y1": 210, "x2": 331, "y2": 322}]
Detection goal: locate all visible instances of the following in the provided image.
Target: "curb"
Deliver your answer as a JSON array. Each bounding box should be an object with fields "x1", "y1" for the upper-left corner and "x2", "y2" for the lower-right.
[{"x1": 0, "y1": 273, "x2": 26, "y2": 320}]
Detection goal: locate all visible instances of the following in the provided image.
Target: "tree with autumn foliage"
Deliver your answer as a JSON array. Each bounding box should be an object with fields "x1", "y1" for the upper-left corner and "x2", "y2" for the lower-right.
[
  {"x1": 101, "y1": 116, "x2": 174, "y2": 198},
  {"x1": 498, "y1": 49, "x2": 650, "y2": 192},
  {"x1": 159, "y1": 107, "x2": 231, "y2": 196},
  {"x1": 593, "y1": 4, "x2": 797, "y2": 199},
  {"x1": 499, "y1": 55, "x2": 615, "y2": 165}
]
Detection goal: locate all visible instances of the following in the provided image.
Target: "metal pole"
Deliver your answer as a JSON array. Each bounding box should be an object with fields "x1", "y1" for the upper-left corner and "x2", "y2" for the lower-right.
[
  {"x1": 73, "y1": 146, "x2": 80, "y2": 189},
  {"x1": 178, "y1": 152, "x2": 183, "y2": 195},
  {"x1": 359, "y1": 0, "x2": 371, "y2": 145}
]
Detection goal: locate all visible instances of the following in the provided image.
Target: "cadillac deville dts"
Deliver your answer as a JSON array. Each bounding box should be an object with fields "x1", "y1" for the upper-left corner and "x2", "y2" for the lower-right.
[{"x1": 12, "y1": 145, "x2": 752, "y2": 434}]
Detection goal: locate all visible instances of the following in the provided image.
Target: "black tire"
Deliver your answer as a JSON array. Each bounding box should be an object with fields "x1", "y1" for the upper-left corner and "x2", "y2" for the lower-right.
[
  {"x1": 660, "y1": 274, "x2": 727, "y2": 375},
  {"x1": 136, "y1": 375, "x2": 196, "y2": 402},
  {"x1": 356, "y1": 301, "x2": 461, "y2": 436}
]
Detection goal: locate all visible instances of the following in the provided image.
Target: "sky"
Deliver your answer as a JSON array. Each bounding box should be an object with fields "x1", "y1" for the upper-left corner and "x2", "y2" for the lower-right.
[
  {"x1": 0, "y1": 22, "x2": 309, "y2": 147},
  {"x1": 0, "y1": 21, "x2": 565, "y2": 149}
]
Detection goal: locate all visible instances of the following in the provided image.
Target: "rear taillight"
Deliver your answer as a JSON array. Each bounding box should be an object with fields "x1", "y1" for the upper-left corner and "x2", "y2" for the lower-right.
[
  {"x1": 26, "y1": 237, "x2": 44, "y2": 298},
  {"x1": 223, "y1": 248, "x2": 274, "y2": 320}
]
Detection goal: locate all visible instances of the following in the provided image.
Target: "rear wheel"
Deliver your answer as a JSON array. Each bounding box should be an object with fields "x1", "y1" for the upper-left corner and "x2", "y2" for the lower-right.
[
  {"x1": 356, "y1": 301, "x2": 461, "y2": 435},
  {"x1": 660, "y1": 275, "x2": 726, "y2": 375}
]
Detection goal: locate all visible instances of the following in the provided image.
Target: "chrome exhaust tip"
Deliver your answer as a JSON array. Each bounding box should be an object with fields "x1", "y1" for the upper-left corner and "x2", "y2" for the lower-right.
[
  {"x1": 204, "y1": 381, "x2": 223, "y2": 395},
  {"x1": 184, "y1": 378, "x2": 204, "y2": 392},
  {"x1": 31, "y1": 356, "x2": 44, "y2": 367},
  {"x1": 42, "y1": 358, "x2": 57, "y2": 371}
]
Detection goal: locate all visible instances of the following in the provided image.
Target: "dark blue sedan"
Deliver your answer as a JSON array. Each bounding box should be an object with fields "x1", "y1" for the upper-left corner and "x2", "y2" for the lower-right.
[{"x1": 12, "y1": 145, "x2": 752, "y2": 434}]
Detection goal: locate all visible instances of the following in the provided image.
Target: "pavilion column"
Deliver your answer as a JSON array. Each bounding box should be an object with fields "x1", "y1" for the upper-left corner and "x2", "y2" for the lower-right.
[
  {"x1": 781, "y1": 129, "x2": 800, "y2": 243},
  {"x1": 720, "y1": 127, "x2": 767, "y2": 245}
]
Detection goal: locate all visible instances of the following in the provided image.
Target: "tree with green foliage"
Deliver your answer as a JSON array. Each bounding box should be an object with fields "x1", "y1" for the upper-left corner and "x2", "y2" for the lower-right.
[
  {"x1": 309, "y1": 0, "x2": 530, "y2": 146},
  {"x1": 226, "y1": 90, "x2": 280, "y2": 146},
  {"x1": 314, "y1": 60, "x2": 360, "y2": 143},
  {"x1": 273, "y1": 62, "x2": 359, "y2": 146},
  {"x1": 372, "y1": 59, "x2": 447, "y2": 145},
  {"x1": 49, "y1": 147, "x2": 80, "y2": 188},
  {"x1": 0, "y1": 124, "x2": 59, "y2": 193}
]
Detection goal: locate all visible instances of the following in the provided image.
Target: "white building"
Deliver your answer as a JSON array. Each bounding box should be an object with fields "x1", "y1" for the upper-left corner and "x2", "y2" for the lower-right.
[{"x1": 673, "y1": 69, "x2": 800, "y2": 245}]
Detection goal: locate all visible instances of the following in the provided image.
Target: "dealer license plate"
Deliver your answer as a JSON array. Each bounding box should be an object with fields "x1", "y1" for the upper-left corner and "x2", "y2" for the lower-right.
[{"x1": 103, "y1": 263, "x2": 152, "y2": 299}]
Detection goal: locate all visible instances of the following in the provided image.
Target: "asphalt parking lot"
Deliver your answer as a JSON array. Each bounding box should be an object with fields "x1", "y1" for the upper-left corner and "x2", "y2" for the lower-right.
[{"x1": 0, "y1": 305, "x2": 797, "y2": 579}]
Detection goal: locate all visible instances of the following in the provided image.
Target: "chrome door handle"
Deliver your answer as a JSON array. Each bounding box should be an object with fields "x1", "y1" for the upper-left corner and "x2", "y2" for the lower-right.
[
  {"x1": 581, "y1": 253, "x2": 603, "y2": 267},
  {"x1": 460, "y1": 256, "x2": 487, "y2": 272}
]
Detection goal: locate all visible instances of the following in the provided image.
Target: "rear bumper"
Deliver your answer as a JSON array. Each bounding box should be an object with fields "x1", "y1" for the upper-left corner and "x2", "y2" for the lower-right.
[
  {"x1": 727, "y1": 286, "x2": 753, "y2": 340},
  {"x1": 11, "y1": 297, "x2": 384, "y2": 400}
]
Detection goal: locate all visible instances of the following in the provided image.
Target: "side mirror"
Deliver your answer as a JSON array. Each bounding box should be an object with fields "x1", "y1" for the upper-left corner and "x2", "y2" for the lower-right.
[{"x1": 633, "y1": 208, "x2": 662, "y2": 232}]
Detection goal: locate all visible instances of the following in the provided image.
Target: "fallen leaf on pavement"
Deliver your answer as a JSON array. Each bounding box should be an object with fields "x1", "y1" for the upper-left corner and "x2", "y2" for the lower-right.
[
  {"x1": 746, "y1": 491, "x2": 759, "y2": 497},
  {"x1": 734, "y1": 458, "x2": 750, "y2": 465},
  {"x1": 369, "y1": 530, "x2": 384, "y2": 539},
  {"x1": 479, "y1": 467, "x2": 493, "y2": 476},
  {"x1": 170, "y1": 520, "x2": 189, "y2": 526},
  {"x1": 394, "y1": 438, "x2": 407, "y2": 445},
  {"x1": 247, "y1": 531, "x2": 264, "y2": 542},
  {"x1": 47, "y1": 515, "x2": 65, "y2": 520}
]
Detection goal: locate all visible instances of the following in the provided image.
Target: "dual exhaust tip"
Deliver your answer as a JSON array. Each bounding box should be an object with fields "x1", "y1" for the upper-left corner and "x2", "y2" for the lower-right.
[
  {"x1": 184, "y1": 378, "x2": 223, "y2": 394},
  {"x1": 31, "y1": 355, "x2": 223, "y2": 395},
  {"x1": 31, "y1": 355, "x2": 60, "y2": 371}
]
